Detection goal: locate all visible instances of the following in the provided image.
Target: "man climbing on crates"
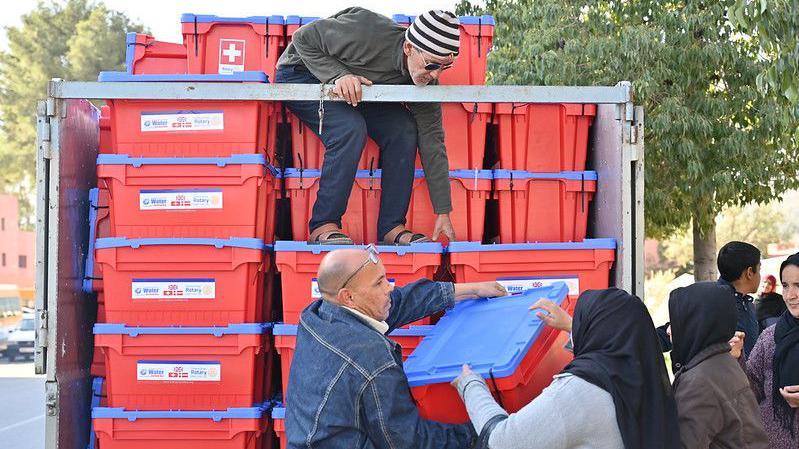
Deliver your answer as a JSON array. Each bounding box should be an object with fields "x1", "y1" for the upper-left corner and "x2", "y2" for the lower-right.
[{"x1": 275, "y1": 7, "x2": 460, "y2": 245}]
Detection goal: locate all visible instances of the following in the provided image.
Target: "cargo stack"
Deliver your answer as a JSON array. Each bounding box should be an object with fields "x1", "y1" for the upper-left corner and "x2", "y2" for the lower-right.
[{"x1": 85, "y1": 17, "x2": 287, "y2": 449}]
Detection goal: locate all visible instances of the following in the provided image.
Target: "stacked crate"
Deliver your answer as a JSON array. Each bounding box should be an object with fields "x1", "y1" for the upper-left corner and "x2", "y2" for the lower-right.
[{"x1": 86, "y1": 24, "x2": 282, "y2": 448}]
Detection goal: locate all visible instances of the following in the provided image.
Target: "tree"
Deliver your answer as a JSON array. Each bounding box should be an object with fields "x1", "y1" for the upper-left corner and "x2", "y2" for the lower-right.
[
  {"x1": 0, "y1": 0, "x2": 145, "y2": 228},
  {"x1": 458, "y1": 0, "x2": 799, "y2": 281},
  {"x1": 730, "y1": 0, "x2": 799, "y2": 118}
]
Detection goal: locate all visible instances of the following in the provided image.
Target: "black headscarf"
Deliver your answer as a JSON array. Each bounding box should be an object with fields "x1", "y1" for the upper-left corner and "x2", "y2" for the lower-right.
[
  {"x1": 562, "y1": 289, "x2": 681, "y2": 449},
  {"x1": 669, "y1": 281, "x2": 737, "y2": 373},
  {"x1": 756, "y1": 292, "x2": 786, "y2": 323},
  {"x1": 772, "y1": 310, "x2": 799, "y2": 435}
]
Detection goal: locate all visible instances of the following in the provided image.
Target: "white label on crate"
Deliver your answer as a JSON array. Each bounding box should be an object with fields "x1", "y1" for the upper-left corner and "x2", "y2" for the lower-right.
[
  {"x1": 140, "y1": 111, "x2": 224, "y2": 132},
  {"x1": 496, "y1": 276, "x2": 580, "y2": 296},
  {"x1": 311, "y1": 278, "x2": 396, "y2": 299},
  {"x1": 137, "y1": 360, "x2": 221, "y2": 382},
  {"x1": 131, "y1": 278, "x2": 216, "y2": 299},
  {"x1": 139, "y1": 189, "x2": 223, "y2": 210},
  {"x1": 218, "y1": 39, "x2": 246, "y2": 74}
]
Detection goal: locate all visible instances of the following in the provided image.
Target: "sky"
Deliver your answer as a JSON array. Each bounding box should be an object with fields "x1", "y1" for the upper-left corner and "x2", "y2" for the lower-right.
[{"x1": 0, "y1": 0, "x2": 473, "y2": 49}]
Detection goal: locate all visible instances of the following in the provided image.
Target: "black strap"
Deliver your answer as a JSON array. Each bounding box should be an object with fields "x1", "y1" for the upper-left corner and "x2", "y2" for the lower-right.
[{"x1": 475, "y1": 413, "x2": 508, "y2": 449}]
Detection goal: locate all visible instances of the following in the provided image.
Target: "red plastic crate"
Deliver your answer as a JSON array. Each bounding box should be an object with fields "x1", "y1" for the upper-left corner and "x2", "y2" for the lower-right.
[
  {"x1": 406, "y1": 170, "x2": 491, "y2": 243},
  {"x1": 181, "y1": 14, "x2": 285, "y2": 81},
  {"x1": 494, "y1": 103, "x2": 596, "y2": 172},
  {"x1": 97, "y1": 154, "x2": 277, "y2": 241},
  {"x1": 392, "y1": 15, "x2": 494, "y2": 85},
  {"x1": 448, "y1": 239, "x2": 616, "y2": 302},
  {"x1": 93, "y1": 406, "x2": 270, "y2": 449},
  {"x1": 284, "y1": 16, "x2": 319, "y2": 41},
  {"x1": 274, "y1": 241, "x2": 443, "y2": 324},
  {"x1": 285, "y1": 112, "x2": 380, "y2": 170},
  {"x1": 104, "y1": 98, "x2": 277, "y2": 158},
  {"x1": 272, "y1": 324, "x2": 432, "y2": 400},
  {"x1": 84, "y1": 188, "x2": 110, "y2": 294},
  {"x1": 493, "y1": 170, "x2": 597, "y2": 243},
  {"x1": 281, "y1": 169, "x2": 381, "y2": 244},
  {"x1": 94, "y1": 237, "x2": 269, "y2": 326},
  {"x1": 100, "y1": 105, "x2": 112, "y2": 154},
  {"x1": 272, "y1": 408, "x2": 286, "y2": 449},
  {"x1": 126, "y1": 33, "x2": 187, "y2": 75},
  {"x1": 94, "y1": 323, "x2": 270, "y2": 410}
]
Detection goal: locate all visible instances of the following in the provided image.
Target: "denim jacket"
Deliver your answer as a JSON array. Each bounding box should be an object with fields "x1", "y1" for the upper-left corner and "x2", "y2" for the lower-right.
[{"x1": 285, "y1": 279, "x2": 476, "y2": 449}]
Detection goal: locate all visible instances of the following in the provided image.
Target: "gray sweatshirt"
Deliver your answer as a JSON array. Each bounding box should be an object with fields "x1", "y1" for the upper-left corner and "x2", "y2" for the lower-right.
[
  {"x1": 277, "y1": 7, "x2": 452, "y2": 214},
  {"x1": 456, "y1": 372, "x2": 625, "y2": 449}
]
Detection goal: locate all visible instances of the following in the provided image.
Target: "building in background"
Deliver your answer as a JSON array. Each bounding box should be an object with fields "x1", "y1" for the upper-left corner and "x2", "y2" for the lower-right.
[{"x1": 0, "y1": 194, "x2": 35, "y2": 326}]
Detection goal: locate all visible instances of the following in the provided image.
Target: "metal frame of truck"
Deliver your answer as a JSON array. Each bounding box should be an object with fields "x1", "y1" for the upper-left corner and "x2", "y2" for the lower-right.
[{"x1": 35, "y1": 79, "x2": 644, "y2": 448}]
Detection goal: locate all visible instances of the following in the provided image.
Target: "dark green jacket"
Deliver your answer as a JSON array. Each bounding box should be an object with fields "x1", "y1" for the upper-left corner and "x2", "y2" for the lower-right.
[{"x1": 277, "y1": 7, "x2": 452, "y2": 214}]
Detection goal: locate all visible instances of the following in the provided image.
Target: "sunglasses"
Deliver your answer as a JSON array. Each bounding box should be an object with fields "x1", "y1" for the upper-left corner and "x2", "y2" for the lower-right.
[
  {"x1": 339, "y1": 244, "x2": 380, "y2": 291},
  {"x1": 417, "y1": 48, "x2": 453, "y2": 72}
]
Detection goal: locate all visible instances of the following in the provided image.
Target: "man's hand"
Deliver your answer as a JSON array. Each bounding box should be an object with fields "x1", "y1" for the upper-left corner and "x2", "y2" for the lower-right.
[
  {"x1": 432, "y1": 213, "x2": 456, "y2": 241},
  {"x1": 780, "y1": 385, "x2": 799, "y2": 408},
  {"x1": 332, "y1": 74, "x2": 373, "y2": 106},
  {"x1": 530, "y1": 299, "x2": 573, "y2": 332},
  {"x1": 729, "y1": 331, "x2": 745, "y2": 359},
  {"x1": 451, "y1": 364, "x2": 475, "y2": 389},
  {"x1": 453, "y1": 282, "x2": 508, "y2": 300}
]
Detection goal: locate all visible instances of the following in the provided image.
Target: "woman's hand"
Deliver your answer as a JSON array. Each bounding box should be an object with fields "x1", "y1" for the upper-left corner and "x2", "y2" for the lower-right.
[
  {"x1": 451, "y1": 363, "x2": 476, "y2": 388},
  {"x1": 530, "y1": 299, "x2": 573, "y2": 332}
]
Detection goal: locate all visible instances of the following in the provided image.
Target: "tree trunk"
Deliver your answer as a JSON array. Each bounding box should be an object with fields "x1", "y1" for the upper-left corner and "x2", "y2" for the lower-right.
[{"x1": 693, "y1": 219, "x2": 718, "y2": 281}]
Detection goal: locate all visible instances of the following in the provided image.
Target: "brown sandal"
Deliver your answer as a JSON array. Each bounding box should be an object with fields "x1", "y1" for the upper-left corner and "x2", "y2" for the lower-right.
[
  {"x1": 383, "y1": 226, "x2": 431, "y2": 245},
  {"x1": 309, "y1": 223, "x2": 354, "y2": 245}
]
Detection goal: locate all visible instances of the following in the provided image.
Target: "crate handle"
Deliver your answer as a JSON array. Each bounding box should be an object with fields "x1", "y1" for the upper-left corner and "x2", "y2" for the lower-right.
[
  {"x1": 264, "y1": 17, "x2": 269, "y2": 58},
  {"x1": 488, "y1": 367, "x2": 505, "y2": 408},
  {"x1": 193, "y1": 17, "x2": 199, "y2": 57},
  {"x1": 477, "y1": 17, "x2": 483, "y2": 58},
  {"x1": 580, "y1": 172, "x2": 585, "y2": 213}
]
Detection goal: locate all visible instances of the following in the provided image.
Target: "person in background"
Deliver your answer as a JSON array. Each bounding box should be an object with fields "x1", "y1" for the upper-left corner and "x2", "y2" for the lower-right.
[
  {"x1": 716, "y1": 241, "x2": 762, "y2": 359},
  {"x1": 452, "y1": 289, "x2": 681, "y2": 449},
  {"x1": 756, "y1": 274, "x2": 785, "y2": 330},
  {"x1": 668, "y1": 281, "x2": 768, "y2": 448},
  {"x1": 746, "y1": 252, "x2": 799, "y2": 449}
]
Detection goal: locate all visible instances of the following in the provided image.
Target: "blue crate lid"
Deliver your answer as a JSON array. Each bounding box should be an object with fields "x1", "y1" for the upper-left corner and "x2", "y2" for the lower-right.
[
  {"x1": 449, "y1": 169, "x2": 492, "y2": 180},
  {"x1": 492, "y1": 170, "x2": 598, "y2": 181},
  {"x1": 83, "y1": 188, "x2": 100, "y2": 294},
  {"x1": 96, "y1": 154, "x2": 267, "y2": 168},
  {"x1": 403, "y1": 283, "x2": 568, "y2": 387},
  {"x1": 392, "y1": 14, "x2": 495, "y2": 26},
  {"x1": 279, "y1": 168, "x2": 488, "y2": 180},
  {"x1": 285, "y1": 16, "x2": 319, "y2": 25},
  {"x1": 274, "y1": 240, "x2": 443, "y2": 255},
  {"x1": 272, "y1": 406, "x2": 285, "y2": 419},
  {"x1": 180, "y1": 14, "x2": 285, "y2": 24},
  {"x1": 125, "y1": 32, "x2": 137, "y2": 74},
  {"x1": 273, "y1": 323, "x2": 434, "y2": 337},
  {"x1": 446, "y1": 238, "x2": 617, "y2": 253},
  {"x1": 98, "y1": 71, "x2": 269, "y2": 83},
  {"x1": 93, "y1": 322, "x2": 272, "y2": 336},
  {"x1": 95, "y1": 237, "x2": 270, "y2": 251},
  {"x1": 92, "y1": 406, "x2": 266, "y2": 421}
]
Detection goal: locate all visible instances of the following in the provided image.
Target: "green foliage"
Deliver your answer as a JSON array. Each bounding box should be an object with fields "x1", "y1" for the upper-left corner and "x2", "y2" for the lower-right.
[
  {"x1": 459, "y1": 0, "x2": 799, "y2": 240},
  {"x1": 0, "y1": 0, "x2": 145, "y2": 227},
  {"x1": 730, "y1": 0, "x2": 799, "y2": 116}
]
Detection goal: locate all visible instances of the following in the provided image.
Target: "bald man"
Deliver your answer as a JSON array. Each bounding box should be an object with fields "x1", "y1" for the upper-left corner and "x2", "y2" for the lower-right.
[{"x1": 284, "y1": 246, "x2": 506, "y2": 449}]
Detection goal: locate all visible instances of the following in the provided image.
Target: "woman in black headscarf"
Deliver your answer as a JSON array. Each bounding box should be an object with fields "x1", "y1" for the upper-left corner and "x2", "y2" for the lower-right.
[
  {"x1": 668, "y1": 281, "x2": 768, "y2": 448},
  {"x1": 756, "y1": 274, "x2": 786, "y2": 330},
  {"x1": 746, "y1": 252, "x2": 799, "y2": 449},
  {"x1": 452, "y1": 289, "x2": 681, "y2": 449}
]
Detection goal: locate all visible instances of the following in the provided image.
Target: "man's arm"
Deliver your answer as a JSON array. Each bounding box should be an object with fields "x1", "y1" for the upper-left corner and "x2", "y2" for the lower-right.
[
  {"x1": 407, "y1": 103, "x2": 451, "y2": 215},
  {"x1": 361, "y1": 363, "x2": 476, "y2": 449}
]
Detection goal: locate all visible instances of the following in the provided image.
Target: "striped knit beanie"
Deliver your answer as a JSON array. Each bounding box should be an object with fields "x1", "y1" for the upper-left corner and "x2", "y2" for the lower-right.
[{"x1": 405, "y1": 10, "x2": 460, "y2": 57}]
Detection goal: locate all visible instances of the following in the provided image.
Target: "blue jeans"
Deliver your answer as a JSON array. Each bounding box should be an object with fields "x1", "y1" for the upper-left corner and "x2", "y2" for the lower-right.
[{"x1": 275, "y1": 66, "x2": 417, "y2": 241}]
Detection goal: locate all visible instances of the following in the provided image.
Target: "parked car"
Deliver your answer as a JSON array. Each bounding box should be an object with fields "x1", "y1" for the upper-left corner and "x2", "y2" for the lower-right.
[{"x1": 6, "y1": 314, "x2": 35, "y2": 362}]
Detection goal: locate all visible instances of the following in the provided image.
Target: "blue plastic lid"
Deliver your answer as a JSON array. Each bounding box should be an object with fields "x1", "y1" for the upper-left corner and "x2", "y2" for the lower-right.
[
  {"x1": 273, "y1": 323, "x2": 434, "y2": 337},
  {"x1": 92, "y1": 406, "x2": 265, "y2": 421},
  {"x1": 492, "y1": 170, "x2": 598, "y2": 181},
  {"x1": 95, "y1": 237, "x2": 269, "y2": 251},
  {"x1": 447, "y1": 238, "x2": 617, "y2": 252},
  {"x1": 180, "y1": 14, "x2": 285, "y2": 24},
  {"x1": 392, "y1": 14, "x2": 495, "y2": 26},
  {"x1": 96, "y1": 154, "x2": 267, "y2": 167},
  {"x1": 125, "y1": 32, "x2": 137, "y2": 74},
  {"x1": 404, "y1": 283, "x2": 568, "y2": 386},
  {"x1": 83, "y1": 188, "x2": 100, "y2": 294},
  {"x1": 98, "y1": 71, "x2": 269, "y2": 83},
  {"x1": 272, "y1": 407, "x2": 285, "y2": 419},
  {"x1": 449, "y1": 169, "x2": 492, "y2": 180},
  {"x1": 274, "y1": 240, "x2": 444, "y2": 255},
  {"x1": 279, "y1": 168, "x2": 489, "y2": 180},
  {"x1": 285, "y1": 16, "x2": 319, "y2": 25},
  {"x1": 93, "y1": 322, "x2": 271, "y2": 336}
]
